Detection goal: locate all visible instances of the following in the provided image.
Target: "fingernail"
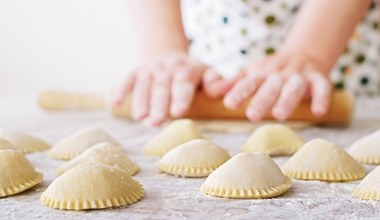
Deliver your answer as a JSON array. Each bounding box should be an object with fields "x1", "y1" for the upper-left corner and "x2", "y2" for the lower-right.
[
  {"x1": 144, "y1": 118, "x2": 161, "y2": 127},
  {"x1": 132, "y1": 111, "x2": 146, "y2": 121},
  {"x1": 224, "y1": 96, "x2": 240, "y2": 109},
  {"x1": 171, "y1": 102, "x2": 187, "y2": 117},
  {"x1": 141, "y1": 119, "x2": 158, "y2": 127},
  {"x1": 247, "y1": 109, "x2": 262, "y2": 121},
  {"x1": 313, "y1": 105, "x2": 326, "y2": 116},
  {"x1": 224, "y1": 97, "x2": 235, "y2": 108},
  {"x1": 147, "y1": 111, "x2": 165, "y2": 125},
  {"x1": 225, "y1": 90, "x2": 250, "y2": 108},
  {"x1": 272, "y1": 108, "x2": 287, "y2": 121}
]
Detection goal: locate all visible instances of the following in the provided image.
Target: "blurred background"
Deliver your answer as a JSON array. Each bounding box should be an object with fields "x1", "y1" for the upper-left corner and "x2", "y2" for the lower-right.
[
  {"x1": 0, "y1": 0, "x2": 137, "y2": 95},
  {"x1": 0, "y1": 0, "x2": 378, "y2": 97}
]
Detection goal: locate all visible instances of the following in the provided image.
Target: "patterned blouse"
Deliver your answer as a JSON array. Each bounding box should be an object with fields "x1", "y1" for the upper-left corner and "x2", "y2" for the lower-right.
[{"x1": 182, "y1": 0, "x2": 380, "y2": 96}]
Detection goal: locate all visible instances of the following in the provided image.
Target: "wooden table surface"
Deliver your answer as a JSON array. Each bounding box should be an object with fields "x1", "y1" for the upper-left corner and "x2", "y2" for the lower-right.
[{"x1": 1, "y1": 93, "x2": 380, "y2": 220}]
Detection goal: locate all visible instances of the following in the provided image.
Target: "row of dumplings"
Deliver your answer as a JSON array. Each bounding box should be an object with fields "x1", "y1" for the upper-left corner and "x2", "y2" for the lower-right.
[
  {"x1": 0, "y1": 130, "x2": 48, "y2": 198},
  {"x1": 142, "y1": 120, "x2": 380, "y2": 200},
  {"x1": 0, "y1": 128, "x2": 144, "y2": 210},
  {"x1": 42, "y1": 141, "x2": 144, "y2": 210},
  {"x1": 1, "y1": 120, "x2": 380, "y2": 210}
]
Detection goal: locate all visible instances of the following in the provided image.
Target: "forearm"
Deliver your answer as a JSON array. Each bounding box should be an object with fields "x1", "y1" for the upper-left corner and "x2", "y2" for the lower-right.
[
  {"x1": 282, "y1": 0, "x2": 371, "y2": 73},
  {"x1": 129, "y1": 0, "x2": 189, "y2": 60}
]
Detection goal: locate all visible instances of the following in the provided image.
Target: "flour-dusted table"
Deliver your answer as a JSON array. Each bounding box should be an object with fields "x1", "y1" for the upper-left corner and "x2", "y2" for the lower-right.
[{"x1": 1, "y1": 93, "x2": 380, "y2": 220}]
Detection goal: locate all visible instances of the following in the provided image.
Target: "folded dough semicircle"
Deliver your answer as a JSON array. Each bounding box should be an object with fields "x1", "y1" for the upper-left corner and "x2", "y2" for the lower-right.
[
  {"x1": 158, "y1": 139, "x2": 230, "y2": 177},
  {"x1": 201, "y1": 152, "x2": 292, "y2": 199},
  {"x1": 0, "y1": 130, "x2": 50, "y2": 153},
  {"x1": 48, "y1": 127, "x2": 121, "y2": 160},
  {"x1": 241, "y1": 124, "x2": 304, "y2": 156},
  {"x1": 282, "y1": 138, "x2": 365, "y2": 182},
  {"x1": 56, "y1": 142, "x2": 139, "y2": 176},
  {"x1": 349, "y1": 129, "x2": 380, "y2": 164},
  {"x1": 353, "y1": 166, "x2": 380, "y2": 200},
  {"x1": 143, "y1": 119, "x2": 202, "y2": 156},
  {"x1": 41, "y1": 163, "x2": 144, "y2": 210},
  {"x1": 0, "y1": 150, "x2": 43, "y2": 197}
]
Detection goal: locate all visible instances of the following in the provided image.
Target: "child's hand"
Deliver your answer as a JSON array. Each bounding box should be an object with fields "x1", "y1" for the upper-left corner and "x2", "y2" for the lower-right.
[
  {"x1": 202, "y1": 69, "x2": 243, "y2": 99},
  {"x1": 223, "y1": 51, "x2": 332, "y2": 121},
  {"x1": 113, "y1": 52, "x2": 207, "y2": 126}
]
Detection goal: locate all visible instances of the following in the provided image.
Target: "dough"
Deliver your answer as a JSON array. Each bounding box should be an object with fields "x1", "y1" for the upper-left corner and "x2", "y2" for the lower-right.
[
  {"x1": 48, "y1": 127, "x2": 121, "y2": 160},
  {"x1": 56, "y1": 142, "x2": 139, "y2": 176},
  {"x1": 353, "y1": 166, "x2": 380, "y2": 200},
  {"x1": 143, "y1": 119, "x2": 202, "y2": 156},
  {"x1": 0, "y1": 130, "x2": 50, "y2": 153},
  {"x1": 0, "y1": 139, "x2": 15, "y2": 150},
  {"x1": 40, "y1": 163, "x2": 144, "y2": 210},
  {"x1": 158, "y1": 139, "x2": 230, "y2": 177},
  {"x1": 282, "y1": 139, "x2": 365, "y2": 182},
  {"x1": 241, "y1": 124, "x2": 304, "y2": 156},
  {"x1": 0, "y1": 150, "x2": 43, "y2": 197},
  {"x1": 349, "y1": 129, "x2": 380, "y2": 164},
  {"x1": 200, "y1": 152, "x2": 292, "y2": 199}
]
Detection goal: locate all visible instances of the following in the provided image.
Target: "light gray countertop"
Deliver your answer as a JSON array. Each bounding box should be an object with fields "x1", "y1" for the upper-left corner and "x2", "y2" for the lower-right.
[{"x1": 1, "y1": 93, "x2": 380, "y2": 220}]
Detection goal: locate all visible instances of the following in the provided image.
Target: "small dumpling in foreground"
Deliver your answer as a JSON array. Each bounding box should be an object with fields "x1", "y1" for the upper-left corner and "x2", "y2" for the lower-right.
[
  {"x1": 0, "y1": 150, "x2": 43, "y2": 197},
  {"x1": 0, "y1": 139, "x2": 15, "y2": 150},
  {"x1": 349, "y1": 129, "x2": 380, "y2": 164},
  {"x1": 41, "y1": 163, "x2": 144, "y2": 210},
  {"x1": 353, "y1": 166, "x2": 380, "y2": 200},
  {"x1": 201, "y1": 152, "x2": 292, "y2": 199},
  {"x1": 56, "y1": 142, "x2": 139, "y2": 176},
  {"x1": 143, "y1": 119, "x2": 202, "y2": 156},
  {"x1": 158, "y1": 139, "x2": 230, "y2": 177},
  {"x1": 241, "y1": 124, "x2": 304, "y2": 156},
  {"x1": 0, "y1": 130, "x2": 50, "y2": 153},
  {"x1": 282, "y1": 139, "x2": 365, "y2": 182},
  {"x1": 48, "y1": 127, "x2": 121, "y2": 160}
]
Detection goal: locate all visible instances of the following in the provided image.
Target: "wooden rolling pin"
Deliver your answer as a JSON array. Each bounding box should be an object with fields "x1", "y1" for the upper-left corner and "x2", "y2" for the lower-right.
[{"x1": 38, "y1": 89, "x2": 354, "y2": 126}]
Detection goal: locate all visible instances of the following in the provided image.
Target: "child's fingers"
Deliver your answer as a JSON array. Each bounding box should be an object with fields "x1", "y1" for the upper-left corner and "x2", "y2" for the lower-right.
[
  {"x1": 224, "y1": 74, "x2": 263, "y2": 109},
  {"x1": 146, "y1": 73, "x2": 171, "y2": 126},
  {"x1": 131, "y1": 72, "x2": 152, "y2": 121},
  {"x1": 306, "y1": 72, "x2": 332, "y2": 116},
  {"x1": 202, "y1": 69, "x2": 236, "y2": 99},
  {"x1": 246, "y1": 74, "x2": 283, "y2": 121},
  {"x1": 272, "y1": 74, "x2": 307, "y2": 120},
  {"x1": 112, "y1": 73, "x2": 135, "y2": 106},
  {"x1": 170, "y1": 68, "x2": 198, "y2": 118},
  {"x1": 202, "y1": 69, "x2": 224, "y2": 99}
]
